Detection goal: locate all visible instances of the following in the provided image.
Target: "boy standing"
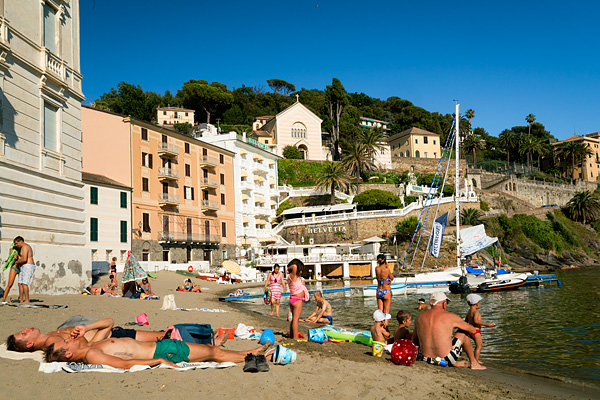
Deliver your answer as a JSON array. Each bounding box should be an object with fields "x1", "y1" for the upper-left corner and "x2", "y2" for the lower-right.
[
  {"x1": 465, "y1": 294, "x2": 495, "y2": 363},
  {"x1": 370, "y1": 309, "x2": 390, "y2": 357}
]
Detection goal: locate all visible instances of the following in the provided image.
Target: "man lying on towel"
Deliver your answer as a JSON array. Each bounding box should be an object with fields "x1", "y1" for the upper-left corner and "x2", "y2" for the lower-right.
[
  {"x1": 45, "y1": 335, "x2": 270, "y2": 368},
  {"x1": 7, "y1": 318, "x2": 227, "y2": 352}
]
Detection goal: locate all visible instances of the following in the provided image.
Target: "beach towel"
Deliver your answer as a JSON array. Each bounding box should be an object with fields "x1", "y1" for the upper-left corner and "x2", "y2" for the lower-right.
[
  {"x1": 175, "y1": 308, "x2": 227, "y2": 312},
  {"x1": 0, "y1": 344, "x2": 236, "y2": 373},
  {"x1": 0, "y1": 303, "x2": 67, "y2": 309}
]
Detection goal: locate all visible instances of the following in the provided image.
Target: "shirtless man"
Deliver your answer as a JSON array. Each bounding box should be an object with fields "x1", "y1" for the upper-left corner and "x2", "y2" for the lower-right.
[
  {"x1": 412, "y1": 292, "x2": 486, "y2": 370},
  {"x1": 302, "y1": 291, "x2": 333, "y2": 325},
  {"x1": 7, "y1": 319, "x2": 227, "y2": 352},
  {"x1": 3, "y1": 236, "x2": 35, "y2": 303},
  {"x1": 45, "y1": 336, "x2": 269, "y2": 368}
]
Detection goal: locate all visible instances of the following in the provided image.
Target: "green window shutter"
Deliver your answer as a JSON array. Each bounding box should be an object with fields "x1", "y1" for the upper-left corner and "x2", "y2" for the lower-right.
[
  {"x1": 120, "y1": 221, "x2": 127, "y2": 243},
  {"x1": 120, "y1": 192, "x2": 127, "y2": 208},
  {"x1": 90, "y1": 187, "x2": 98, "y2": 205},
  {"x1": 90, "y1": 218, "x2": 98, "y2": 242}
]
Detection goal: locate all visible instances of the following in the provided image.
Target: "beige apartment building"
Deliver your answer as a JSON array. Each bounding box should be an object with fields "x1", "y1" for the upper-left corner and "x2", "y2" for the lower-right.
[
  {"x1": 552, "y1": 133, "x2": 600, "y2": 182},
  {"x1": 387, "y1": 127, "x2": 441, "y2": 160},
  {"x1": 157, "y1": 106, "x2": 195, "y2": 126},
  {"x1": 82, "y1": 106, "x2": 236, "y2": 266}
]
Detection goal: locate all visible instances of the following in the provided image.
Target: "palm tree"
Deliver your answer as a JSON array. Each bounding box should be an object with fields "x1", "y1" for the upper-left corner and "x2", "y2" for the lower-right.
[
  {"x1": 498, "y1": 129, "x2": 516, "y2": 163},
  {"x1": 359, "y1": 128, "x2": 385, "y2": 173},
  {"x1": 465, "y1": 109, "x2": 475, "y2": 126},
  {"x1": 518, "y1": 134, "x2": 543, "y2": 169},
  {"x1": 556, "y1": 141, "x2": 579, "y2": 180},
  {"x1": 566, "y1": 190, "x2": 600, "y2": 224},
  {"x1": 315, "y1": 161, "x2": 350, "y2": 205},
  {"x1": 342, "y1": 141, "x2": 373, "y2": 191},
  {"x1": 526, "y1": 113, "x2": 536, "y2": 137},
  {"x1": 462, "y1": 135, "x2": 485, "y2": 167},
  {"x1": 573, "y1": 142, "x2": 593, "y2": 180},
  {"x1": 461, "y1": 208, "x2": 482, "y2": 226}
]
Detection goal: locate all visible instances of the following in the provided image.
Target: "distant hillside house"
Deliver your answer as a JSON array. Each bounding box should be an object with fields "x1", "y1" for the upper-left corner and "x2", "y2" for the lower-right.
[
  {"x1": 254, "y1": 100, "x2": 324, "y2": 160},
  {"x1": 551, "y1": 133, "x2": 600, "y2": 182},
  {"x1": 359, "y1": 116, "x2": 390, "y2": 133},
  {"x1": 157, "y1": 107, "x2": 195, "y2": 126},
  {"x1": 387, "y1": 127, "x2": 441, "y2": 160},
  {"x1": 253, "y1": 115, "x2": 275, "y2": 131}
]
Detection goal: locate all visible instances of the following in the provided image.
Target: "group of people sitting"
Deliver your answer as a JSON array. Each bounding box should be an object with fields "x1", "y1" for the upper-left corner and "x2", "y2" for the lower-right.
[
  {"x1": 87, "y1": 277, "x2": 155, "y2": 299},
  {"x1": 6, "y1": 316, "x2": 270, "y2": 368}
]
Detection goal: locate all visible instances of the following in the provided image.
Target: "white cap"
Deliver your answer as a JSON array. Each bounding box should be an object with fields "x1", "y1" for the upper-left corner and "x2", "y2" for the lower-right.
[
  {"x1": 373, "y1": 309, "x2": 391, "y2": 322},
  {"x1": 466, "y1": 294, "x2": 483, "y2": 305},
  {"x1": 430, "y1": 292, "x2": 449, "y2": 306}
]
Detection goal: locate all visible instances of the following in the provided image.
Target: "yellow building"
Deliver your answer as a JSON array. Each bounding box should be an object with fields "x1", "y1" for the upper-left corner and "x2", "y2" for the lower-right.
[
  {"x1": 157, "y1": 107, "x2": 195, "y2": 125},
  {"x1": 387, "y1": 127, "x2": 441, "y2": 160},
  {"x1": 552, "y1": 133, "x2": 600, "y2": 182}
]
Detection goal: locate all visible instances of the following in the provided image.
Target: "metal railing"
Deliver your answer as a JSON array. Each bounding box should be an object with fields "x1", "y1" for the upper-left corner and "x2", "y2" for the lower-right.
[
  {"x1": 158, "y1": 193, "x2": 180, "y2": 205},
  {"x1": 200, "y1": 155, "x2": 218, "y2": 166},
  {"x1": 202, "y1": 199, "x2": 219, "y2": 210},
  {"x1": 199, "y1": 177, "x2": 218, "y2": 188},
  {"x1": 158, "y1": 232, "x2": 221, "y2": 243},
  {"x1": 158, "y1": 142, "x2": 179, "y2": 155},
  {"x1": 255, "y1": 253, "x2": 376, "y2": 266},
  {"x1": 158, "y1": 167, "x2": 180, "y2": 180}
]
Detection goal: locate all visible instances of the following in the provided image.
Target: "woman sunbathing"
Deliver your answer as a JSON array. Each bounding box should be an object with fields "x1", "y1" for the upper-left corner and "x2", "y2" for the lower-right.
[
  {"x1": 178, "y1": 278, "x2": 203, "y2": 293},
  {"x1": 87, "y1": 286, "x2": 119, "y2": 296}
]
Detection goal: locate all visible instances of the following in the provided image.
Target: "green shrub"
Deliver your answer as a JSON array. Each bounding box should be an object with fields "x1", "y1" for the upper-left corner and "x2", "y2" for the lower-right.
[
  {"x1": 480, "y1": 201, "x2": 490, "y2": 211},
  {"x1": 404, "y1": 196, "x2": 418, "y2": 205},
  {"x1": 442, "y1": 185, "x2": 455, "y2": 196},
  {"x1": 276, "y1": 200, "x2": 294, "y2": 215},
  {"x1": 354, "y1": 189, "x2": 402, "y2": 210},
  {"x1": 395, "y1": 216, "x2": 421, "y2": 242},
  {"x1": 282, "y1": 145, "x2": 302, "y2": 159},
  {"x1": 278, "y1": 159, "x2": 323, "y2": 187}
]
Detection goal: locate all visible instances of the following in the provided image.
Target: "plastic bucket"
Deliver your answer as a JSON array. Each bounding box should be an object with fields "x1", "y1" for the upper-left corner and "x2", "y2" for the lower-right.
[
  {"x1": 273, "y1": 344, "x2": 296, "y2": 365},
  {"x1": 309, "y1": 328, "x2": 326, "y2": 344},
  {"x1": 372, "y1": 341, "x2": 384, "y2": 357},
  {"x1": 259, "y1": 328, "x2": 275, "y2": 345},
  {"x1": 218, "y1": 328, "x2": 235, "y2": 340},
  {"x1": 136, "y1": 313, "x2": 149, "y2": 325}
]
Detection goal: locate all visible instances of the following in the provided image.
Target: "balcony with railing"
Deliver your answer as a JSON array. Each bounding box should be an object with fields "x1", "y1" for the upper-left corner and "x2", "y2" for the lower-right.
[
  {"x1": 158, "y1": 193, "x2": 180, "y2": 205},
  {"x1": 199, "y1": 155, "x2": 218, "y2": 167},
  {"x1": 45, "y1": 50, "x2": 65, "y2": 81},
  {"x1": 158, "y1": 167, "x2": 179, "y2": 180},
  {"x1": 158, "y1": 143, "x2": 179, "y2": 156},
  {"x1": 158, "y1": 232, "x2": 221, "y2": 243},
  {"x1": 199, "y1": 177, "x2": 219, "y2": 189},
  {"x1": 201, "y1": 199, "x2": 219, "y2": 211}
]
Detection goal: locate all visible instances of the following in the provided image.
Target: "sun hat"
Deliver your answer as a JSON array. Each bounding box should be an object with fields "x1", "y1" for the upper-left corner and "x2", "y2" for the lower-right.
[
  {"x1": 466, "y1": 294, "x2": 483, "y2": 306},
  {"x1": 430, "y1": 292, "x2": 450, "y2": 306},
  {"x1": 373, "y1": 309, "x2": 391, "y2": 322}
]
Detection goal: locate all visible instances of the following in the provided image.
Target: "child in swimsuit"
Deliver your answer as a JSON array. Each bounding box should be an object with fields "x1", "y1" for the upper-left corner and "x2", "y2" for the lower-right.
[
  {"x1": 286, "y1": 259, "x2": 308, "y2": 340},
  {"x1": 465, "y1": 294, "x2": 495, "y2": 364},
  {"x1": 392, "y1": 310, "x2": 412, "y2": 343},
  {"x1": 371, "y1": 309, "x2": 391, "y2": 357}
]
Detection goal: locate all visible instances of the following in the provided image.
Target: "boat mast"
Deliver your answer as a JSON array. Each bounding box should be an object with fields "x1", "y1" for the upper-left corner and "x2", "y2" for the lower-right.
[{"x1": 455, "y1": 103, "x2": 461, "y2": 269}]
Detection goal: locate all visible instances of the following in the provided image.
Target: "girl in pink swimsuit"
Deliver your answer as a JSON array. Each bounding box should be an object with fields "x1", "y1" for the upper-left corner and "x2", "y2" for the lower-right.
[{"x1": 287, "y1": 259, "x2": 309, "y2": 340}]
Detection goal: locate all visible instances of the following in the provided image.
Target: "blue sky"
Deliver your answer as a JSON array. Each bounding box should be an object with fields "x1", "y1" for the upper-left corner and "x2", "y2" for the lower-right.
[{"x1": 80, "y1": 0, "x2": 600, "y2": 140}]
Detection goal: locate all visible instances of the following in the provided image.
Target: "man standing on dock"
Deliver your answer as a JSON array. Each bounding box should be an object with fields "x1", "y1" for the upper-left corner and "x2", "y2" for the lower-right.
[{"x1": 412, "y1": 292, "x2": 485, "y2": 370}]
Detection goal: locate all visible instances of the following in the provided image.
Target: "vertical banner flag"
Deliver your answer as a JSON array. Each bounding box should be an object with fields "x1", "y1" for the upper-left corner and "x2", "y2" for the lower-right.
[{"x1": 429, "y1": 212, "x2": 449, "y2": 258}]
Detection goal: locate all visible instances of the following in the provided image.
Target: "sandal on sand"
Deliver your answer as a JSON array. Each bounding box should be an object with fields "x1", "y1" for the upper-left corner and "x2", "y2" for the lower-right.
[
  {"x1": 243, "y1": 353, "x2": 258, "y2": 373},
  {"x1": 255, "y1": 355, "x2": 269, "y2": 372}
]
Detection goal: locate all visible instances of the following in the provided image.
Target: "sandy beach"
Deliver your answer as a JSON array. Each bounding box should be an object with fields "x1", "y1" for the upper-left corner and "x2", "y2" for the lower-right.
[{"x1": 0, "y1": 271, "x2": 598, "y2": 400}]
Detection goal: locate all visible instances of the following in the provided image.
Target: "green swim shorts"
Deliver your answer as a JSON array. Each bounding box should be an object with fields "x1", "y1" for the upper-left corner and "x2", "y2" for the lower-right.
[{"x1": 153, "y1": 339, "x2": 190, "y2": 363}]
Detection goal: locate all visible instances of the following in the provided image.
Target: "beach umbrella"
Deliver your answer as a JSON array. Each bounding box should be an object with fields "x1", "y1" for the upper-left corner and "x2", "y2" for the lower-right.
[
  {"x1": 222, "y1": 260, "x2": 241, "y2": 274},
  {"x1": 121, "y1": 251, "x2": 148, "y2": 283}
]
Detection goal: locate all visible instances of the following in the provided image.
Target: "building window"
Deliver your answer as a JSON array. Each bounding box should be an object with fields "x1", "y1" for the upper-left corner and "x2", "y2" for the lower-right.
[
  {"x1": 265, "y1": 140, "x2": 269, "y2": 144},
  {"x1": 43, "y1": 102, "x2": 58, "y2": 151},
  {"x1": 120, "y1": 221, "x2": 127, "y2": 243},
  {"x1": 434, "y1": 153, "x2": 437, "y2": 158},
  {"x1": 141, "y1": 128, "x2": 148, "y2": 141},
  {"x1": 120, "y1": 192, "x2": 127, "y2": 208},
  {"x1": 163, "y1": 111, "x2": 167, "y2": 116},
  {"x1": 405, "y1": 150, "x2": 409, "y2": 157},
  {"x1": 221, "y1": 193, "x2": 225, "y2": 205},
  {"x1": 415, "y1": 139, "x2": 418, "y2": 144},
  {"x1": 424, "y1": 152, "x2": 428, "y2": 158},
  {"x1": 424, "y1": 137, "x2": 428, "y2": 144},
  {"x1": 142, "y1": 252, "x2": 149, "y2": 261},
  {"x1": 90, "y1": 218, "x2": 98, "y2": 242},
  {"x1": 220, "y1": 154, "x2": 224, "y2": 164},
  {"x1": 220, "y1": 173, "x2": 225, "y2": 185},
  {"x1": 221, "y1": 222, "x2": 227, "y2": 237},
  {"x1": 415, "y1": 150, "x2": 420, "y2": 158},
  {"x1": 142, "y1": 213, "x2": 150, "y2": 232},
  {"x1": 162, "y1": 250, "x2": 169, "y2": 262},
  {"x1": 43, "y1": 3, "x2": 57, "y2": 54},
  {"x1": 434, "y1": 140, "x2": 436, "y2": 145},
  {"x1": 185, "y1": 164, "x2": 191, "y2": 177},
  {"x1": 185, "y1": 112, "x2": 189, "y2": 117},
  {"x1": 185, "y1": 143, "x2": 190, "y2": 153},
  {"x1": 184, "y1": 186, "x2": 194, "y2": 200},
  {"x1": 90, "y1": 187, "x2": 98, "y2": 205},
  {"x1": 142, "y1": 177, "x2": 149, "y2": 192},
  {"x1": 142, "y1": 152, "x2": 153, "y2": 168}
]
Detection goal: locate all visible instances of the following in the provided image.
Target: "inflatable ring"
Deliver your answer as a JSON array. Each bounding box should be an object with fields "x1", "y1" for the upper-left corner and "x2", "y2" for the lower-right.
[{"x1": 188, "y1": 266, "x2": 193, "y2": 272}]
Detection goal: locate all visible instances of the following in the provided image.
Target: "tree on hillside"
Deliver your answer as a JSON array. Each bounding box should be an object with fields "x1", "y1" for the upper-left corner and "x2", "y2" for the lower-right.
[
  {"x1": 282, "y1": 145, "x2": 302, "y2": 159},
  {"x1": 342, "y1": 141, "x2": 373, "y2": 191},
  {"x1": 526, "y1": 113, "x2": 536, "y2": 137},
  {"x1": 556, "y1": 141, "x2": 580, "y2": 180},
  {"x1": 574, "y1": 142, "x2": 593, "y2": 180},
  {"x1": 498, "y1": 129, "x2": 517, "y2": 163},
  {"x1": 354, "y1": 189, "x2": 402, "y2": 211},
  {"x1": 465, "y1": 109, "x2": 475, "y2": 126},
  {"x1": 95, "y1": 82, "x2": 160, "y2": 122},
  {"x1": 565, "y1": 191, "x2": 600, "y2": 224},
  {"x1": 518, "y1": 134, "x2": 544, "y2": 169},
  {"x1": 359, "y1": 128, "x2": 385, "y2": 173},
  {"x1": 177, "y1": 80, "x2": 233, "y2": 123},
  {"x1": 325, "y1": 78, "x2": 349, "y2": 160},
  {"x1": 462, "y1": 135, "x2": 485, "y2": 167},
  {"x1": 267, "y1": 79, "x2": 296, "y2": 96},
  {"x1": 315, "y1": 161, "x2": 350, "y2": 205},
  {"x1": 461, "y1": 208, "x2": 483, "y2": 226},
  {"x1": 395, "y1": 216, "x2": 420, "y2": 242}
]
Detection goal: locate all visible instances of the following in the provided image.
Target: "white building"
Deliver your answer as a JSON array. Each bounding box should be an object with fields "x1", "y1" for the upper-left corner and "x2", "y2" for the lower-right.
[
  {"x1": 157, "y1": 106, "x2": 195, "y2": 126},
  {"x1": 196, "y1": 125, "x2": 281, "y2": 255},
  {"x1": 0, "y1": 1, "x2": 89, "y2": 294},
  {"x1": 82, "y1": 172, "x2": 132, "y2": 265}
]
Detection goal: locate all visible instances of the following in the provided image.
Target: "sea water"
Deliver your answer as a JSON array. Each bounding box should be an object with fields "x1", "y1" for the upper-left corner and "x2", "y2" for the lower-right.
[{"x1": 239, "y1": 268, "x2": 600, "y2": 388}]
